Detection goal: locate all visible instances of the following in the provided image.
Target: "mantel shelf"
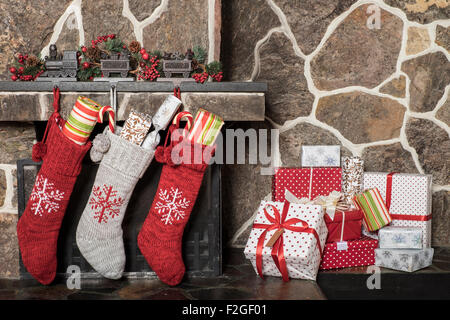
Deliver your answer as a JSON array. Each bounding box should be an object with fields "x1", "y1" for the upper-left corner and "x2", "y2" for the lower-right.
[
  {"x1": 0, "y1": 81, "x2": 267, "y2": 93},
  {"x1": 0, "y1": 81, "x2": 267, "y2": 122}
]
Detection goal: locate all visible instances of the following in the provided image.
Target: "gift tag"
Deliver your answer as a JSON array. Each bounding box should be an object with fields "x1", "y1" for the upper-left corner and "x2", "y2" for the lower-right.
[
  {"x1": 265, "y1": 229, "x2": 284, "y2": 247},
  {"x1": 336, "y1": 241, "x2": 348, "y2": 251}
]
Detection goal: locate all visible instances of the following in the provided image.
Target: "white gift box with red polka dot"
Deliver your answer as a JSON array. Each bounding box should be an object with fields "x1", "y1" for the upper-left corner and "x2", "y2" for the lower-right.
[
  {"x1": 362, "y1": 172, "x2": 432, "y2": 248},
  {"x1": 319, "y1": 236, "x2": 378, "y2": 270},
  {"x1": 272, "y1": 167, "x2": 342, "y2": 202},
  {"x1": 244, "y1": 201, "x2": 328, "y2": 281}
]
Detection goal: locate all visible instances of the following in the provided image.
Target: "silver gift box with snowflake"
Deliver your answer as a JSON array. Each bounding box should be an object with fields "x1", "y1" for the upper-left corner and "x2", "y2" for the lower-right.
[
  {"x1": 301, "y1": 145, "x2": 340, "y2": 167},
  {"x1": 379, "y1": 226, "x2": 423, "y2": 249},
  {"x1": 375, "y1": 248, "x2": 434, "y2": 272}
]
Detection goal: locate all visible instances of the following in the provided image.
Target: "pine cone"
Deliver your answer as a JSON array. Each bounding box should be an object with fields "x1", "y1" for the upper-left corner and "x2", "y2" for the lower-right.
[
  {"x1": 85, "y1": 47, "x2": 101, "y2": 62},
  {"x1": 26, "y1": 55, "x2": 40, "y2": 67},
  {"x1": 128, "y1": 40, "x2": 141, "y2": 53}
]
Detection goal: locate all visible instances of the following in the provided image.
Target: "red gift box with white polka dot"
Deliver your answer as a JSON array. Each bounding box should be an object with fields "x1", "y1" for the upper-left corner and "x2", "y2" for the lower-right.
[
  {"x1": 244, "y1": 201, "x2": 328, "y2": 281},
  {"x1": 319, "y1": 236, "x2": 378, "y2": 270},
  {"x1": 272, "y1": 167, "x2": 342, "y2": 202}
]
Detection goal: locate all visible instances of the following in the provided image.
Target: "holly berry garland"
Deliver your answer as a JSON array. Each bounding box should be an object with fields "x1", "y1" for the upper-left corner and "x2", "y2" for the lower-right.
[
  {"x1": 77, "y1": 34, "x2": 120, "y2": 81},
  {"x1": 128, "y1": 41, "x2": 162, "y2": 81},
  {"x1": 9, "y1": 53, "x2": 45, "y2": 81},
  {"x1": 8, "y1": 33, "x2": 224, "y2": 82},
  {"x1": 190, "y1": 45, "x2": 223, "y2": 83}
]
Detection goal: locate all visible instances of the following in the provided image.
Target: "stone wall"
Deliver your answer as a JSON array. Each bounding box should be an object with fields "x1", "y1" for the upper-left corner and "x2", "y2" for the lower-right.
[{"x1": 222, "y1": 0, "x2": 450, "y2": 247}]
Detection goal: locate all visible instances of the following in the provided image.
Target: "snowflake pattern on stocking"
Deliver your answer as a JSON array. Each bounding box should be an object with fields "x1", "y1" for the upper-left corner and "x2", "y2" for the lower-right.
[
  {"x1": 30, "y1": 175, "x2": 65, "y2": 216},
  {"x1": 155, "y1": 187, "x2": 191, "y2": 225},
  {"x1": 89, "y1": 184, "x2": 125, "y2": 223}
]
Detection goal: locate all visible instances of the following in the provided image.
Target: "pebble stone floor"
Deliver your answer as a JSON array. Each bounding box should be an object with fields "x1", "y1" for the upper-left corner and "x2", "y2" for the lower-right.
[{"x1": 0, "y1": 248, "x2": 449, "y2": 300}]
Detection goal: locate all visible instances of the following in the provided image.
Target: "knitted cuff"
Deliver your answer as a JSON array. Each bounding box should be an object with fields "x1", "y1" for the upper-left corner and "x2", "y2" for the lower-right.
[
  {"x1": 155, "y1": 139, "x2": 215, "y2": 172},
  {"x1": 101, "y1": 129, "x2": 155, "y2": 179},
  {"x1": 41, "y1": 118, "x2": 91, "y2": 177}
]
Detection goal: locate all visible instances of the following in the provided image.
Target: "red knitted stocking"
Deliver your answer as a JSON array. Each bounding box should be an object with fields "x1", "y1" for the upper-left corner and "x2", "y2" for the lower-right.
[
  {"x1": 17, "y1": 89, "x2": 91, "y2": 285},
  {"x1": 138, "y1": 126, "x2": 214, "y2": 286}
]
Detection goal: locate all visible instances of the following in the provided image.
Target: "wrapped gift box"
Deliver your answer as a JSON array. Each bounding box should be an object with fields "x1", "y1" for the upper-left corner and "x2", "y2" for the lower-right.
[
  {"x1": 354, "y1": 188, "x2": 392, "y2": 232},
  {"x1": 272, "y1": 167, "x2": 342, "y2": 202},
  {"x1": 363, "y1": 172, "x2": 432, "y2": 247},
  {"x1": 301, "y1": 145, "x2": 340, "y2": 167},
  {"x1": 320, "y1": 236, "x2": 378, "y2": 270},
  {"x1": 244, "y1": 200, "x2": 328, "y2": 281},
  {"x1": 375, "y1": 248, "x2": 434, "y2": 272},
  {"x1": 379, "y1": 226, "x2": 423, "y2": 249},
  {"x1": 341, "y1": 156, "x2": 364, "y2": 205},
  {"x1": 324, "y1": 209, "x2": 363, "y2": 243}
]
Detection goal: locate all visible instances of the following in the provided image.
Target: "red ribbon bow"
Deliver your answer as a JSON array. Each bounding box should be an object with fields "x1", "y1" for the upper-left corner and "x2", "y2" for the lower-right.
[{"x1": 252, "y1": 201, "x2": 323, "y2": 282}]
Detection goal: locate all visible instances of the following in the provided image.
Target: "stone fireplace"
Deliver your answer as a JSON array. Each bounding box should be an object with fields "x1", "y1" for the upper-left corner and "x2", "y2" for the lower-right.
[{"x1": 0, "y1": 0, "x2": 449, "y2": 285}]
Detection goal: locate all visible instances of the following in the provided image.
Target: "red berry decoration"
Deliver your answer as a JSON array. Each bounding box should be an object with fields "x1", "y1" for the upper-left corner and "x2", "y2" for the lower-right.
[
  {"x1": 82, "y1": 62, "x2": 90, "y2": 69},
  {"x1": 140, "y1": 48, "x2": 146, "y2": 55},
  {"x1": 142, "y1": 53, "x2": 149, "y2": 60},
  {"x1": 18, "y1": 67, "x2": 24, "y2": 74},
  {"x1": 81, "y1": 46, "x2": 87, "y2": 53},
  {"x1": 9, "y1": 67, "x2": 16, "y2": 74},
  {"x1": 11, "y1": 75, "x2": 18, "y2": 81}
]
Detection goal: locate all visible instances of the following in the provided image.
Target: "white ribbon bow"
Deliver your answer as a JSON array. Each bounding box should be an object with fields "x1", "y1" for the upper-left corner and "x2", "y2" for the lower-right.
[{"x1": 284, "y1": 189, "x2": 348, "y2": 221}]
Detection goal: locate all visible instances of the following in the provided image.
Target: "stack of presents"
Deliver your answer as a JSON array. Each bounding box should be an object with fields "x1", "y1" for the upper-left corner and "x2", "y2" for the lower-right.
[{"x1": 244, "y1": 145, "x2": 434, "y2": 281}]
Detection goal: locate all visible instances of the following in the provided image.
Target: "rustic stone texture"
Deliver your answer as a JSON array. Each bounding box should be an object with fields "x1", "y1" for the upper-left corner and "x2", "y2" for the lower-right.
[
  {"x1": 435, "y1": 24, "x2": 450, "y2": 53},
  {"x1": 121, "y1": 93, "x2": 166, "y2": 121},
  {"x1": 0, "y1": 170, "x2": 5, "y2": 207},
  {"x1": 406, "y1": 118, "x2": 450, "y2": 185},
  {"x1": 402, "y1": 52, "x2": 450, "y2": 113},
  {"x1": 0, "y1": 95, "x2": 41, "y2": 121},
  {"x1": 11, "y1": 169, "x2": 17, "y2": 211},
  {"x1": 280, "y1": 122, "x2": 352, "y2": 167},
  {"x1": 436, "y1": 93, "x2": 450, "y2": 126},
  {"x1": 222, "y1": 0, "x2": 279, "y2": 80},
  {"x1": 0, "y1": 214, "x2": 19, "y2": 279},
  {"x1": 379, "y1": 75, "x2": 406, "y2": 98},
  {"x1": 0, "y1": 122, "x2": 35, "y2": 164},
  {"x1": 3, "y1": 92, "x2": 265, "y2": 122},
  {"x1": 82, "y1": 0, "x2": 135, "y2": 44},
  {"x1": 255, "y1": 32, "x2": 313, "y2": 124},
  {"x1": 311, "y1": 4, "x2": 403, "y2": 90},
  {"x1": 432, "y1": 191, "x2": 450, "y2": 246},
  {"x1": 316, "y1": 92, "x2": 405, "y2": 144},
  {"x1": 406, "y1": 26, "x2": 431, "y2": 55},
  {"x1": 43, "y1": 93, "x2": 112, "y2": 121},
  {"x1": 274, "y1": 0, "x2": 357, "y2": 55},
  {"x1": 143, "y1": 0, "x2": 209, "y2": 54},
  {"x1": 0, "y1": 0, "x2": 72, "y2": 80},
  {"x1": 183, "y1": 93, "x2": 265, "y2": 121},
  {"x1": 213, "y1": 0, "x2": 222, "y2": 62},
  {"x1": 128, "y1": 0, "x2": 160, "y2": 21},
  {"x1": 384, "y1": 0, "x2": 450, "y2": 24},
  {"x1": 222, "y1": 121, "x2": 273, "y2": 247},
  {"x1": 362, "y1": 143, "x2": 418, "y2": 173},
  {"x1": 54, "y1": 13, "x2": 80, "y2": 52}
]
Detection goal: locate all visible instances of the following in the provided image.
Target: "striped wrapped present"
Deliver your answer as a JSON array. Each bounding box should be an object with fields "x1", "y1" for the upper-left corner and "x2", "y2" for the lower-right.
[
  {"x1": 353, "y1": 188, "x2": 392, "y2": 232},
  {"x1": 62, "y1": 96, "x2": 101, "y2": 145},
  {"x1": 187, "y1": 108, "x2": 224, "y2": 146}
]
